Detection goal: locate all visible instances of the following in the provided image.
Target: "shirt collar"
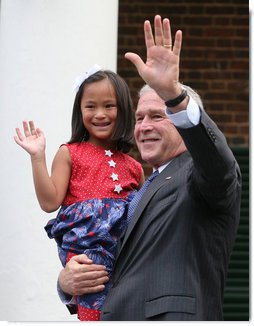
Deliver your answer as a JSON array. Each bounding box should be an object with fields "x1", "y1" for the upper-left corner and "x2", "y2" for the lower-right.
[{"x1": 153, "y1": 160, "x2": 172, "y2": 174}]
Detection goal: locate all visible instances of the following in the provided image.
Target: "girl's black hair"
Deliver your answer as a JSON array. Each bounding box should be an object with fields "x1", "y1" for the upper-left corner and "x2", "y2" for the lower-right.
[{"x1": 68, "y1": 70, "x2": 134, "y2": 153}]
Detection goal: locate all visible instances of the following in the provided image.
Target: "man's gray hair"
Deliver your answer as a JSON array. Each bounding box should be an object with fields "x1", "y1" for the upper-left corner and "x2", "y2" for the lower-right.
[{"x1": 139, "y1": 83, "x2": 203, "y2": 109}]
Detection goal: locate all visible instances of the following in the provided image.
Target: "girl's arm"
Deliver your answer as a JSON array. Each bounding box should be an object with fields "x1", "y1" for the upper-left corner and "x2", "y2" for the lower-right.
[
  {"x1": 14, "y1": 121, "x2": 71, "y2": 212},
  {"x1": 32, "y1": 145, "x2": 71, "y2": 212}
]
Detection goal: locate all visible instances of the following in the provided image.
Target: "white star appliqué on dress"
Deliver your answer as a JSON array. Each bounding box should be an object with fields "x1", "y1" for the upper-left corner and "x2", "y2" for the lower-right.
[
  {"x1": 111, "y1": 173, "x2": 119, "y2": 181},
  {"x1": 108, "y1": 160, "x2": 116, "y2": 168},
  {"x1": 105, "y1": 150, "x2": 113, "y2": 157},
  {"x1": 114, "y1": 184, "x2": 123, "y2": 194}
]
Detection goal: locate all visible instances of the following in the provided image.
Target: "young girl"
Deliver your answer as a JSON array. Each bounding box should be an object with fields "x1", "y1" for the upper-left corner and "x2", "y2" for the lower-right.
[{"x1": 14, "y1": 65, "x2": 144, "y2": 321}]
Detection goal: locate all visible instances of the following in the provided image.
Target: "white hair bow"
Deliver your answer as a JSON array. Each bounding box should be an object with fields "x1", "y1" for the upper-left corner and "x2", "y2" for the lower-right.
[{"x1": 73, "y1": 64, "x2": 102, "y2": 93}]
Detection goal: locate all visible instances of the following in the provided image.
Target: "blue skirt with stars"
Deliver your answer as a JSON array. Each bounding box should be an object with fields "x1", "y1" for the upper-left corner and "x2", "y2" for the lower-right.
[{"x1": 45, "y1": 195, "x2": 136, "y2": 311}]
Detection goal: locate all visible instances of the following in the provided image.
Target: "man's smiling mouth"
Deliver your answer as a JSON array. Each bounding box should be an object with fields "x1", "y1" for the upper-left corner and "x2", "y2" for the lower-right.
[{"x1": 141, "y1": 138, "x2": 159, "y2": 143}]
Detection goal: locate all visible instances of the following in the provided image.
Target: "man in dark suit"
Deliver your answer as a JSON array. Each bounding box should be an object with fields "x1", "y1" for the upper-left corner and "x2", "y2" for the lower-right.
[{"x1": 58, "y1": 15, "x2": 241, "y2": 320}]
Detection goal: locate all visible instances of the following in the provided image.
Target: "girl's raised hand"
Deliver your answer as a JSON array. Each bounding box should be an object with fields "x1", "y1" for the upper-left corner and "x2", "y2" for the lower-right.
[{"x1": 14, "y1": 121, "x2": 46, "y2": 157}]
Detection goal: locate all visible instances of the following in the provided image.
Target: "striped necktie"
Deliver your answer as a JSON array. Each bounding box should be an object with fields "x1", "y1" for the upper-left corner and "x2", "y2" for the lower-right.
[{"x1": 127, "y1": 170, "x2": 159, "y2": 223}]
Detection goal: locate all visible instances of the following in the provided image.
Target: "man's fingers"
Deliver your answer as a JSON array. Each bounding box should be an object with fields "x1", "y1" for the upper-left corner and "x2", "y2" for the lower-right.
[
  {"x1": 78, "y1": 274, "x2": 109, "y2": 288},
  {"x1": 66, "y1": 254, "x2": 108, "y2": 277},
  {"x1": 69, "y1": 253, "x2": 93, "y2": 265},
  {"x1": 59, "y1": 254, "x2": 109, "y2": 296},
  {"x1": 125, "y1": 52, "x2": 143, "y2": 67},
  {"x1": 124, "y1": 52, "x2": 145, "y2": 78},
  {"x1": 72, "y1": 268, "x2": 108, "y2": 281},
  {"x1": 72, "y1": 274, "x2": 109, "y2": 296},
  {"x1": 71, "y1": 262, "x2": 107, "y2": 274},
  {"x1": 144, "y1": 19, "x2": 154, "y2": 49},
  {"x1": 74, "y1": 284, "x2": 106, "y2": 296},
  {"x1": 162, "y1": 18, "x2": 172, "y2": 48},
  {"x1": 154, "y1": 15, "x2": 163, "y2": 46},
  {"x1": 172, "y1": 30, "x2": 182, "y2": 56}
]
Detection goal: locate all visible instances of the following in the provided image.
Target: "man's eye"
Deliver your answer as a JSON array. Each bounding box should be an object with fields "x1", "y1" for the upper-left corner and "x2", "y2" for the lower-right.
[
  {"x1": 136, "y1": 116, "x2": 143, "y2": 122},
  {"x1": 153, "y1": 115, "x2": 163, "y2": 121}
]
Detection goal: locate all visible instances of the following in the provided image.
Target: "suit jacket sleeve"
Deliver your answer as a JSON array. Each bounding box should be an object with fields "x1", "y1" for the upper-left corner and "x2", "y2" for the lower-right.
[{"x1": 177, "y1": 109, "x2": 241, "y2": 209}]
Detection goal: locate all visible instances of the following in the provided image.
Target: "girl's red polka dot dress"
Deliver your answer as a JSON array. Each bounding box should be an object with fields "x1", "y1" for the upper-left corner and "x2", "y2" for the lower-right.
[{"x1": 45, "y1": 142, "x2": 142, "y2": 320}]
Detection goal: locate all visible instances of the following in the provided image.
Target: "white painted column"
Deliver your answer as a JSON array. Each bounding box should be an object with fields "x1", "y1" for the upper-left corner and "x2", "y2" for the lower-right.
[{"x1": 0, "y1": 0, "x2": 118, "y2": 321}]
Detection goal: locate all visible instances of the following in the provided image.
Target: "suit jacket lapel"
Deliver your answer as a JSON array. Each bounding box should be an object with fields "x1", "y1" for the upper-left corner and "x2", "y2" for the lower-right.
[{"x1": 118, "y1": 151, "x2": 190, "y2": 257}]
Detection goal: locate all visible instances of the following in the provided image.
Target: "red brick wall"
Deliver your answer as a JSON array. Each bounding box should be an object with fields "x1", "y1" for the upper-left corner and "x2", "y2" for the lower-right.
[{"x1": 117, "y1": 0, "x2": 249, "y2": 167}]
